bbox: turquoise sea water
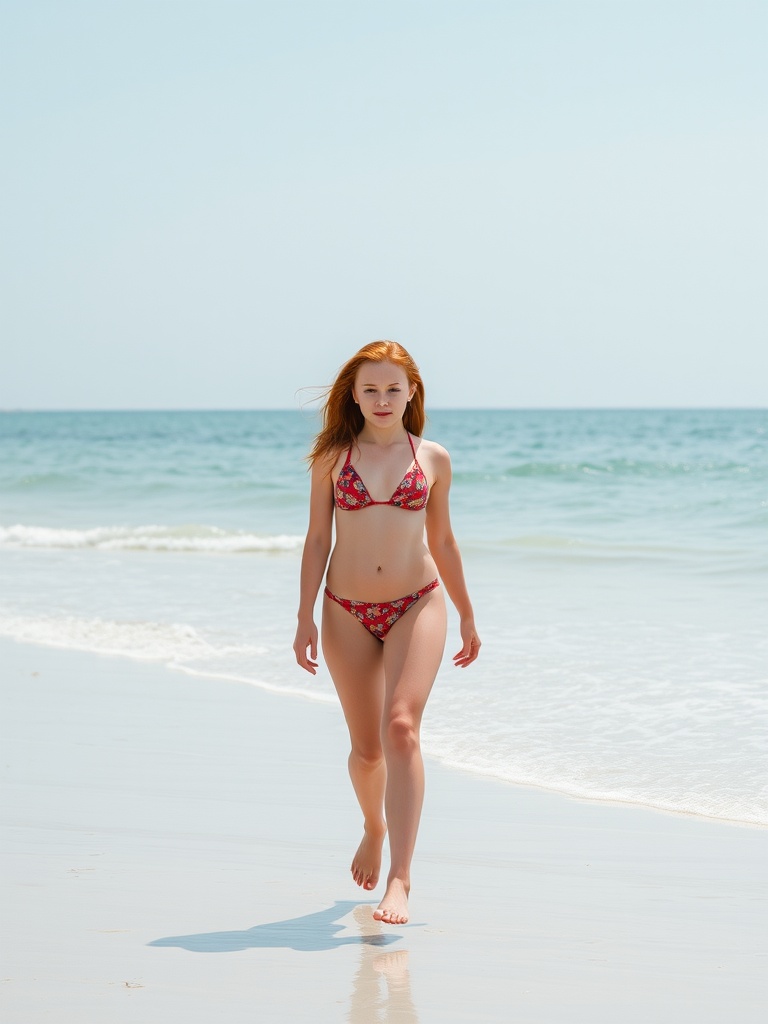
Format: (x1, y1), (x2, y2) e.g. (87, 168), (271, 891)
(1, 409), (766, 825)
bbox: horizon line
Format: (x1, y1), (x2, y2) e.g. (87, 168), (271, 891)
(1, 405), (766, 414)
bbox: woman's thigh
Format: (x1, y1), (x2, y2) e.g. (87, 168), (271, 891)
(382, 588), (447, 722)
(322, 593), (386, 755)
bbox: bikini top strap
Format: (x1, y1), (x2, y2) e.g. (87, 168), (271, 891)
(407, 432), (417, 459)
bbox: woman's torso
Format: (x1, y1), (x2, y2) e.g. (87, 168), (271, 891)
(325, 434), (438, 600)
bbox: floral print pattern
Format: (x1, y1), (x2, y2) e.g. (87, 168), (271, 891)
(334, 436), (429, 511)
(324, 580), (440, 640)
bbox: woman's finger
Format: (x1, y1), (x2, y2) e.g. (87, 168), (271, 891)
(453, 635), (480, 667)
(294, 638), (318, 674)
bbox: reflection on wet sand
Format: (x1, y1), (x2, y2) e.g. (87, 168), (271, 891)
(149, 900), (418, 1021)
(347, 905), (418, 1024)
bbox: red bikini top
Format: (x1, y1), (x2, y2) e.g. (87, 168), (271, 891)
(334, 433), (429, 511)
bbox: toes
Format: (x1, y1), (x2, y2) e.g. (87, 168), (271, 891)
(374, 907), (400, 924)
(373, 904), (408, 925)
(352, 864), (378, 890)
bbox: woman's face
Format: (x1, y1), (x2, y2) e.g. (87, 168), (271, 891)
(353, 361), (415, 427)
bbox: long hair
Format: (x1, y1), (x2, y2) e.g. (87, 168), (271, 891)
(307, 341), (426, 467)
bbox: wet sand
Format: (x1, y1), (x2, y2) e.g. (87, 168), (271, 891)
(2, 639), (766, 1022)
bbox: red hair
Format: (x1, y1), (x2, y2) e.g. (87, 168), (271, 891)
(308, 341), (426, 467)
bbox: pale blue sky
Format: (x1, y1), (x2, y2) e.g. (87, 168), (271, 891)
(2, 0), (766, 408)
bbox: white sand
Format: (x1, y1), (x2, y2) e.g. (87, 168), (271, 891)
(2, 639), (766, 1022)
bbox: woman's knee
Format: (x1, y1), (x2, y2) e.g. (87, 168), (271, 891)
(349, 745), (384, 770)
(382, 712), (420, 756)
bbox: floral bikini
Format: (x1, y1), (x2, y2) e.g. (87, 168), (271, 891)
(324, 433), (439, 640)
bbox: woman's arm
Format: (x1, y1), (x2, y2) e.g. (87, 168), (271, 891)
(425, 445), (481, 668)
(293, 455), (335, 674)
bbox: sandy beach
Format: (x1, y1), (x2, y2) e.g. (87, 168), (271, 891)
(2, 637), (766, 1023)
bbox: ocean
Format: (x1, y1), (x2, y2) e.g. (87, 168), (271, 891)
(1, 408), (766, 826)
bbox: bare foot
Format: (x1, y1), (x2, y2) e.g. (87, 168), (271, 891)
(351, 825), (386, 890)
(373, 878), (410, 925)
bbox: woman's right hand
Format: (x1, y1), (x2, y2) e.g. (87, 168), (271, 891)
(293, 618), (319, 675)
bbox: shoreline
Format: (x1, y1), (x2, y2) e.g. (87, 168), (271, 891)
(3, 638), (767, 1021)
(179, 663), (768, 832)
(4, 632), (764, 831)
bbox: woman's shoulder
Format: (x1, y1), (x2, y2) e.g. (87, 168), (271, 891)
(311, 444), (348, 479)
(414, 436), (451, 467)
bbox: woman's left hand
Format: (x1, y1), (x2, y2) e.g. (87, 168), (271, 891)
(453, 620), (481, 668)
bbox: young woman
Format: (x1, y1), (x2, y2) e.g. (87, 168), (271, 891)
(293, 341), (480, 925)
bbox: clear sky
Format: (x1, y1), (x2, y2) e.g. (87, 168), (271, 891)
(2, 0), (766, 409)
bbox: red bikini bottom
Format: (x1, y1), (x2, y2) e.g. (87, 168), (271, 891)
(324, 579), (439, 641)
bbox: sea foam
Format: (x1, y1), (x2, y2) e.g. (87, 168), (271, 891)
(0, 613), (268, 664)
(0, 523), (304, 553)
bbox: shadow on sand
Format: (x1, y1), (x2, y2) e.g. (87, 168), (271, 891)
(150, 902), (419, 1020)
(147, 899), (402, 954)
